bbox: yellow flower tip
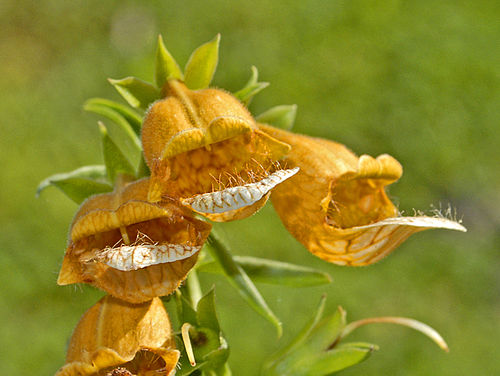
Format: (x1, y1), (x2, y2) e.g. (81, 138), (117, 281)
(141, 81), (292, 222)
(56, 296), (180, 376)
(259, 124), (465, 266)
(58, 178), (211, 303)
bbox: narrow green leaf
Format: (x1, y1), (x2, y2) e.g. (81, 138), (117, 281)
(84, 98), (143, 134)
(265, 295), (327, 371)
(184, 34), (220, 90)
(307, 307), (346, 352)
(185, 269), (203, 307)
(233, 66), (270, 105)
(85, 100), (142, 169)
(207, 233), (282, 337)
(198, 256), (332, 287)
(36, 165), (112, 204)
(256, 104), (297, 130)
(155, 34), (183, 87)
(99, 122), (135, 183)
(303, 345), (375, 375)
(108, 76), (160, 110)
(268, 341), (375, 376)
(197, 288), (220, 333)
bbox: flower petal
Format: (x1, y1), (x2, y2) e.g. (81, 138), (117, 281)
(310, 216), (466, 266)
(58, 178), (211, 303)
(259, 124), (465, 266)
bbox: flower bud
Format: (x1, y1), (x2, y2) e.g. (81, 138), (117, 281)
(141, 80), (291, 221)
(56, 295), (179, 376)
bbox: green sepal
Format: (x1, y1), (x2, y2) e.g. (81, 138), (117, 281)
(196, 288), (220, 333)
(177, 294), (199, 327)
(108, 76), (161, 110)
(198, 256), (332, 287)
(84, 99), (142, 169)
(98, 122), (135, 183)
(155, 34), (183, 88)
(206, 233), (282, 338)
(84, 98), (143, 134)
(233, 66), (269, 105)
(175, 287), (229, 376)
(184, 34), (220, 90)
(36, 165), (112, 204)
(257, 104), (297, 130)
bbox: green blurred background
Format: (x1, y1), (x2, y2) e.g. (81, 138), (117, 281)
(1, 0), (499, 374)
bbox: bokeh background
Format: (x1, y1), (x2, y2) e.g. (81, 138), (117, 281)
(1, 0), (499, 374)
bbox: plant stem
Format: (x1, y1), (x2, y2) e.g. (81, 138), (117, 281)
(185, 269), (203, 307)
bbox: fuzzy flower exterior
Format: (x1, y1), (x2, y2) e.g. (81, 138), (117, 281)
(142, 80), (292, 221)
(260, 124), (466, 266)
(58, 178), (211, 303)
(55, 295), (179, 376)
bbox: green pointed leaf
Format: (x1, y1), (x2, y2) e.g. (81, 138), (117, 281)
(197, 288), (220, 333)
(233, 66), (269, 105)
(155, 34), (183, 87)
(256, 104), (297, 130)
(184, 34), (220, 90)
(198, 256), (331, 287)
(108, 76), (160, 110)
(301, 345), (375, 375)
(99, 122), (135, 183)
(36, 165), (112, 204)
(84, 98), (143, 134)
(180, 296), (199, 326)
(84, 99), (142, 169)
(307, 307), (346, 352)
(207, 233), (282, 337)
(265, 295), (327, 372)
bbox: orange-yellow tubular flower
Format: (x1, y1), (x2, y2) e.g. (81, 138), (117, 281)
(259, 124), (466, 266)
(58, 178), (211, 303)
(141, 80), (294, 222)
(55, 295), (179, 376)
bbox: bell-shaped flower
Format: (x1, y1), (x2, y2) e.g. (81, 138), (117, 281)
(55, 295), (179, 376)
(259, 124), (466, 266)
(142, 80), (297, 222)
(58, 178), (211, 303)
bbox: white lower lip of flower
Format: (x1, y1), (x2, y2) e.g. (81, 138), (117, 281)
(183, 167), (300, 214)
(95, 243), (201, 271)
